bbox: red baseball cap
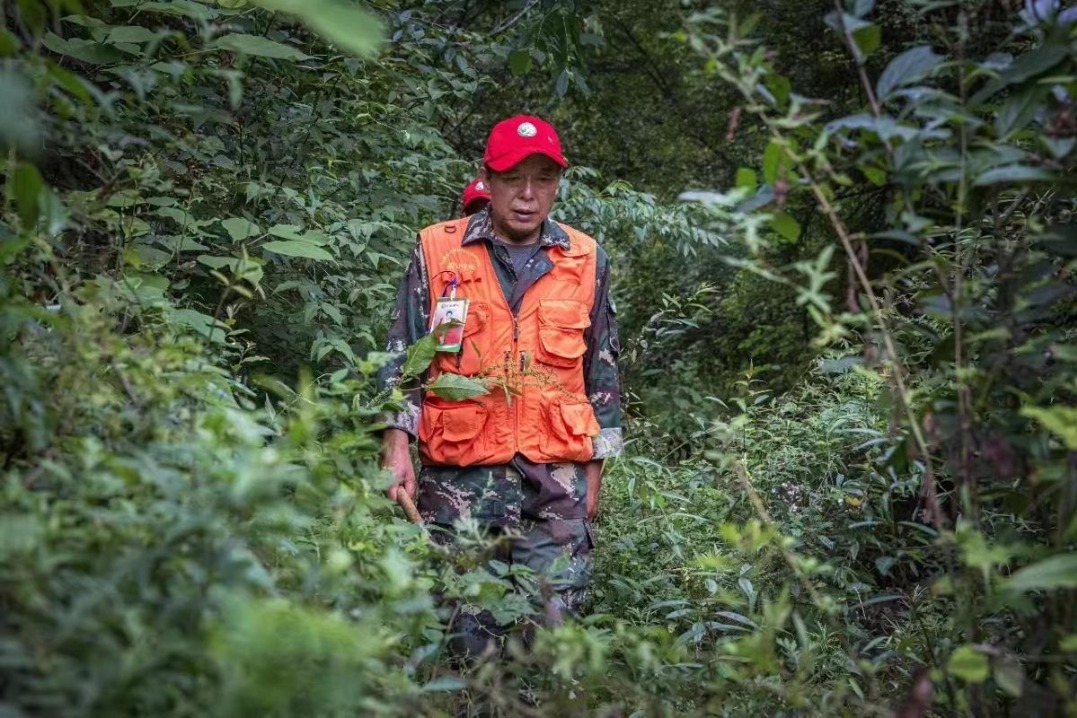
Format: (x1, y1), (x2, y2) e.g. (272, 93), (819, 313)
(483, 115), (568, 172)
(461, 178), (491, 214)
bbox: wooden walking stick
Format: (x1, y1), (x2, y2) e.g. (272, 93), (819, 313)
(396, 491), (423, 525)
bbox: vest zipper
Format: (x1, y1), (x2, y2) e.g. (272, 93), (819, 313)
(512, 311), (520, 455)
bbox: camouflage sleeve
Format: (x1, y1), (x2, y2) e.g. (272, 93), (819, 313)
(375, 240), (430, 438)
(583, 245), (623, 460)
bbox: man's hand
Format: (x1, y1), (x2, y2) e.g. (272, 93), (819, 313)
(382, 428), (417, 503)
(585, 460), (604, 521)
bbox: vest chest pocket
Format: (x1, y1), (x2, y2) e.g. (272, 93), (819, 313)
(536, 300), (590, 368)
(435, 302), (489, 376)
(419, 400), (488, 466)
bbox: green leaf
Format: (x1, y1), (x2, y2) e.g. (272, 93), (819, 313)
(106, 26), (166, 45)
(762, 139), (783, 184)
(993, 655), (1023, 698)
(862, 166), (887, 186)
(973, 165), (1053, 186)
(249, 0), (383, 58)
(852, 23), (880, 57)
(0, 29), (21, 57)
(1001, 42), (1068, 84)
(197, 255), (240, 270)
(876, 46), (942, 101)
(1060, 635), (1077, 652)
(267, 224), (305, 241)
(555, 69), (570, 97)
(137, 1), (220, 20)
(41, 32), (127, 64)
(995, 85), (1049, 139)
(1006, 554), (1077, 593)
(508, 49), (532, 75)
(261, 240), (334, 261)
(401, 334), (438, 377)
(427, 373), (490, 402)
(771, 212), (801, 241)
(221, 217), (261, 242)
(735, 168), (758, 191)
(208, 33), (310, 61)
(948, 645), (989, 683)
(763, 73), (791, 106)
(11, 162), (43, 228)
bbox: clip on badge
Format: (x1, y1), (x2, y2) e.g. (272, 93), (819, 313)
(430, 273), (468, 352)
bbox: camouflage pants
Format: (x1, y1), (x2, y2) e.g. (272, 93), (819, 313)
(432, 517), (594, 661)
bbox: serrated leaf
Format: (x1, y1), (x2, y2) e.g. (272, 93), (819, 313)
(221, 217), (261, 242)
(876, 46), (942, 101)
(427, 373), (490, 401)
(261, 240), (334, 261)
(250, 0), (383, 58)
(209, 33), (310, 61)
(401, 334), (438, 377)
(948, 645), (989, 683)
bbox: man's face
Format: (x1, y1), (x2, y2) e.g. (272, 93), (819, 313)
(482, 154), (562, 244)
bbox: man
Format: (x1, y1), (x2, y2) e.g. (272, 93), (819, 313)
(377, 115), (622, 657)
(461, 177), (491, 216)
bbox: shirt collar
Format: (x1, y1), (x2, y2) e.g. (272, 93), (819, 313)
(461, 206), (570, 250)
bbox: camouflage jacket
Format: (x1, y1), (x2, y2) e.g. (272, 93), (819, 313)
(376, 207), (623, 527)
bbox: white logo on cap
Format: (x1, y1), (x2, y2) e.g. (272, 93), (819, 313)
(475, 181), (485, 191)
(517, 122), (538, 137)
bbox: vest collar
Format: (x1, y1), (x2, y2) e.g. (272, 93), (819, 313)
(461, 206), (570, 251)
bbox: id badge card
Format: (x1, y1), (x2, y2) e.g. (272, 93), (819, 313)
(429, 297), (469, 353)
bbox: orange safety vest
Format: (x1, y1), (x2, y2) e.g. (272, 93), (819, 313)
(417, 217), (602, 467)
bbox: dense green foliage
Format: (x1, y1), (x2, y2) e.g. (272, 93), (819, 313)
(2, 0), (1076, 716)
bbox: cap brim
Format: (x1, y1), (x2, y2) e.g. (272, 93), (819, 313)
(486, 149), (568, 173)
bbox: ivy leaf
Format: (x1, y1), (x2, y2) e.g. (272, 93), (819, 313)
(427, 373), (490, 402)
(261, 240), (334, 261)
(876, 46), (942, 101)
(948, 645), (989, 683)
(401, 334), (438, 377)
(209, 34), (310, 61)
(1005, 554), (1077, 593)
(250, 0), (383, 58)
(221, 217), (261, 242)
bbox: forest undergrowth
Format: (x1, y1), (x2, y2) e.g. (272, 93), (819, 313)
(2, 1), (1076, 716)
